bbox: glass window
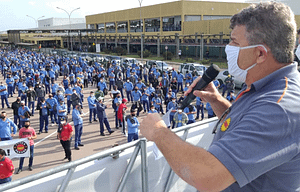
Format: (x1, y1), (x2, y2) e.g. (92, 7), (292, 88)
(185, 15), (201, 22)
(106, 22), (116, 33)
(130, 20), (143, 33)
(145, 18), (160, 32)
(190, 66), (195, 71)
(117, 21), (128, 33)
(163, 16), (181, 31)
(88, 24), (95, 29)
(97, 23), (105, 33)
(203, 15), (232, 21)
(184, 65), (189, 70)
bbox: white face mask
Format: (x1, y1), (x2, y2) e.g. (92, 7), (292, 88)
(295, 44), (300, 60)
(225, 44), (267, 82)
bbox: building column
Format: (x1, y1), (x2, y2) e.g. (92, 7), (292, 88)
(219, 32), (223, 59)
(86, 35), (89, 49)
(104, 35), (107, 49)
(127, 35), (130, 55)
(115, 34), (117, 47)
(195, 33), (198, 59)
(141, 34), (144, 59)
(200, 34), (204, 61)
(157, 33), (160, 57)
(175, 33), (180, 59)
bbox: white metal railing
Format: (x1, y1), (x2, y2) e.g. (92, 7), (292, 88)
(0, 117), (218, 192)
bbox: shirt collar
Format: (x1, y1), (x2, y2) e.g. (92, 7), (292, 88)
(251, 62), (297, 92)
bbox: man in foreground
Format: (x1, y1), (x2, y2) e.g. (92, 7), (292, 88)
(140, 2), (300, 191)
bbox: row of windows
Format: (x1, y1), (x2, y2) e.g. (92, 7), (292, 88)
(88, 16), (181, 33)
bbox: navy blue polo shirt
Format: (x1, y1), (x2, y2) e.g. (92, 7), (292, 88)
(208, 63), (300, 191)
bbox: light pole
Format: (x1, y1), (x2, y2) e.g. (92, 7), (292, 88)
(56, 7), (80, 51)
(26, 15), (45, 28)
(138, 0), (143, 62)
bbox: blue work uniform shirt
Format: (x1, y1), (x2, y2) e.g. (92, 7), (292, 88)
(97, 81), (107, 91)
(96, 102), (107, 120)
(18, 106), (30, 122)
(46, 98), (58, 111)
(184, 105), (196, 120)
(57, 104), (67, 116)
(127, 117), (140, 134)
(0, 85), (8, 95)
(208, 63), (300, 191)
(123, 82), (133, 91)
(0, 118), (17, 138)
(65, 88), (73, 100)
(132, 90), (142, 102)
(87, 96), (97, 109)
(72, 108), (83, 126)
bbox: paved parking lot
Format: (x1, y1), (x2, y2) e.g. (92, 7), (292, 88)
(6, 61), (234, 182)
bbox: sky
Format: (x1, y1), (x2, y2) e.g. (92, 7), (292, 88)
(0, 0), (249, 32)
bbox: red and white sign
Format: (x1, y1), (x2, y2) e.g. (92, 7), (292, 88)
(0, 138), (30, 159)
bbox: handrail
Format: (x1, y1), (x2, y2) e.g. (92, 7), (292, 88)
(0, 118), (217, 192)
(0, 139), (142, 191)
(164, 117), (218, 192)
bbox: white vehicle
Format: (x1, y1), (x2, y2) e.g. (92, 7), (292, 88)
(146, 60), (173, 73)
(107, 56), (122, 64)
(179, 63), (207, 76)
(216, 70), (245, 89)
(122, 58), (141, 67)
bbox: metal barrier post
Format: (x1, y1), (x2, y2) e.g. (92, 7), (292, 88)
(140, 138), (149, 192)
(117, 144), (141, 192)
(58, 167), (75, 192)
(164, 129), (190, 192)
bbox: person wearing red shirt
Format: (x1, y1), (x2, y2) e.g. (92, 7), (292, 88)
(117, 98), (128, 135)
(0, 149), (14, 184)
(57, 117), (73, 162)
(16, 120), (37, 174)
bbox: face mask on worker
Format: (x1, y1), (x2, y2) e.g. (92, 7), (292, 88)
(295, 44), (300, 60)
(225, 44), (267, 82)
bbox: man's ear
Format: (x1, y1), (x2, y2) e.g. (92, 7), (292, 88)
(256, 46), (268, 64)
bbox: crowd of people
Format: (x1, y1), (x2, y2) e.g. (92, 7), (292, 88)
(0, 45), (236, 184)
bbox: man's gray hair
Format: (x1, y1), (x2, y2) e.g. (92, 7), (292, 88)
(230, 2), (296, 64)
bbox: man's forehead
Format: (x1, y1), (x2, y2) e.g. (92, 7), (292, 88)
(230, 25), (248, 43)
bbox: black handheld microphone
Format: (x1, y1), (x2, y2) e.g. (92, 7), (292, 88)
(178, 64), (220, 109)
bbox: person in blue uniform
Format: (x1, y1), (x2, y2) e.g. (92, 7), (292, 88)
(0, 82), (10, 109)
(141, 87), (150, 113)
(18, 101), (30, 128)
(96, 98), (114, 136)
(151, 94), (162, 114)
(131, 87), (142, 117)
(126, 108), (140, 142)
(38, 98), (49, 134)
(195, 97), (204, 120)
(72, 103), (84, 150)
(87, 91), (97, 123)
(166, 97), (178, 128)
(97, 78), (107, 92)
(176, 71), (184, 92)
(0, 111), (17, 141)
(65, 85), (73, 114)
(123, 79), (133, 102)
(57, 100), (67, 128)
(5, 75), (14, 97)
(184, 104), (196, 124)
(108, 70), (115, 91)
(46, 94), (58, 125)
